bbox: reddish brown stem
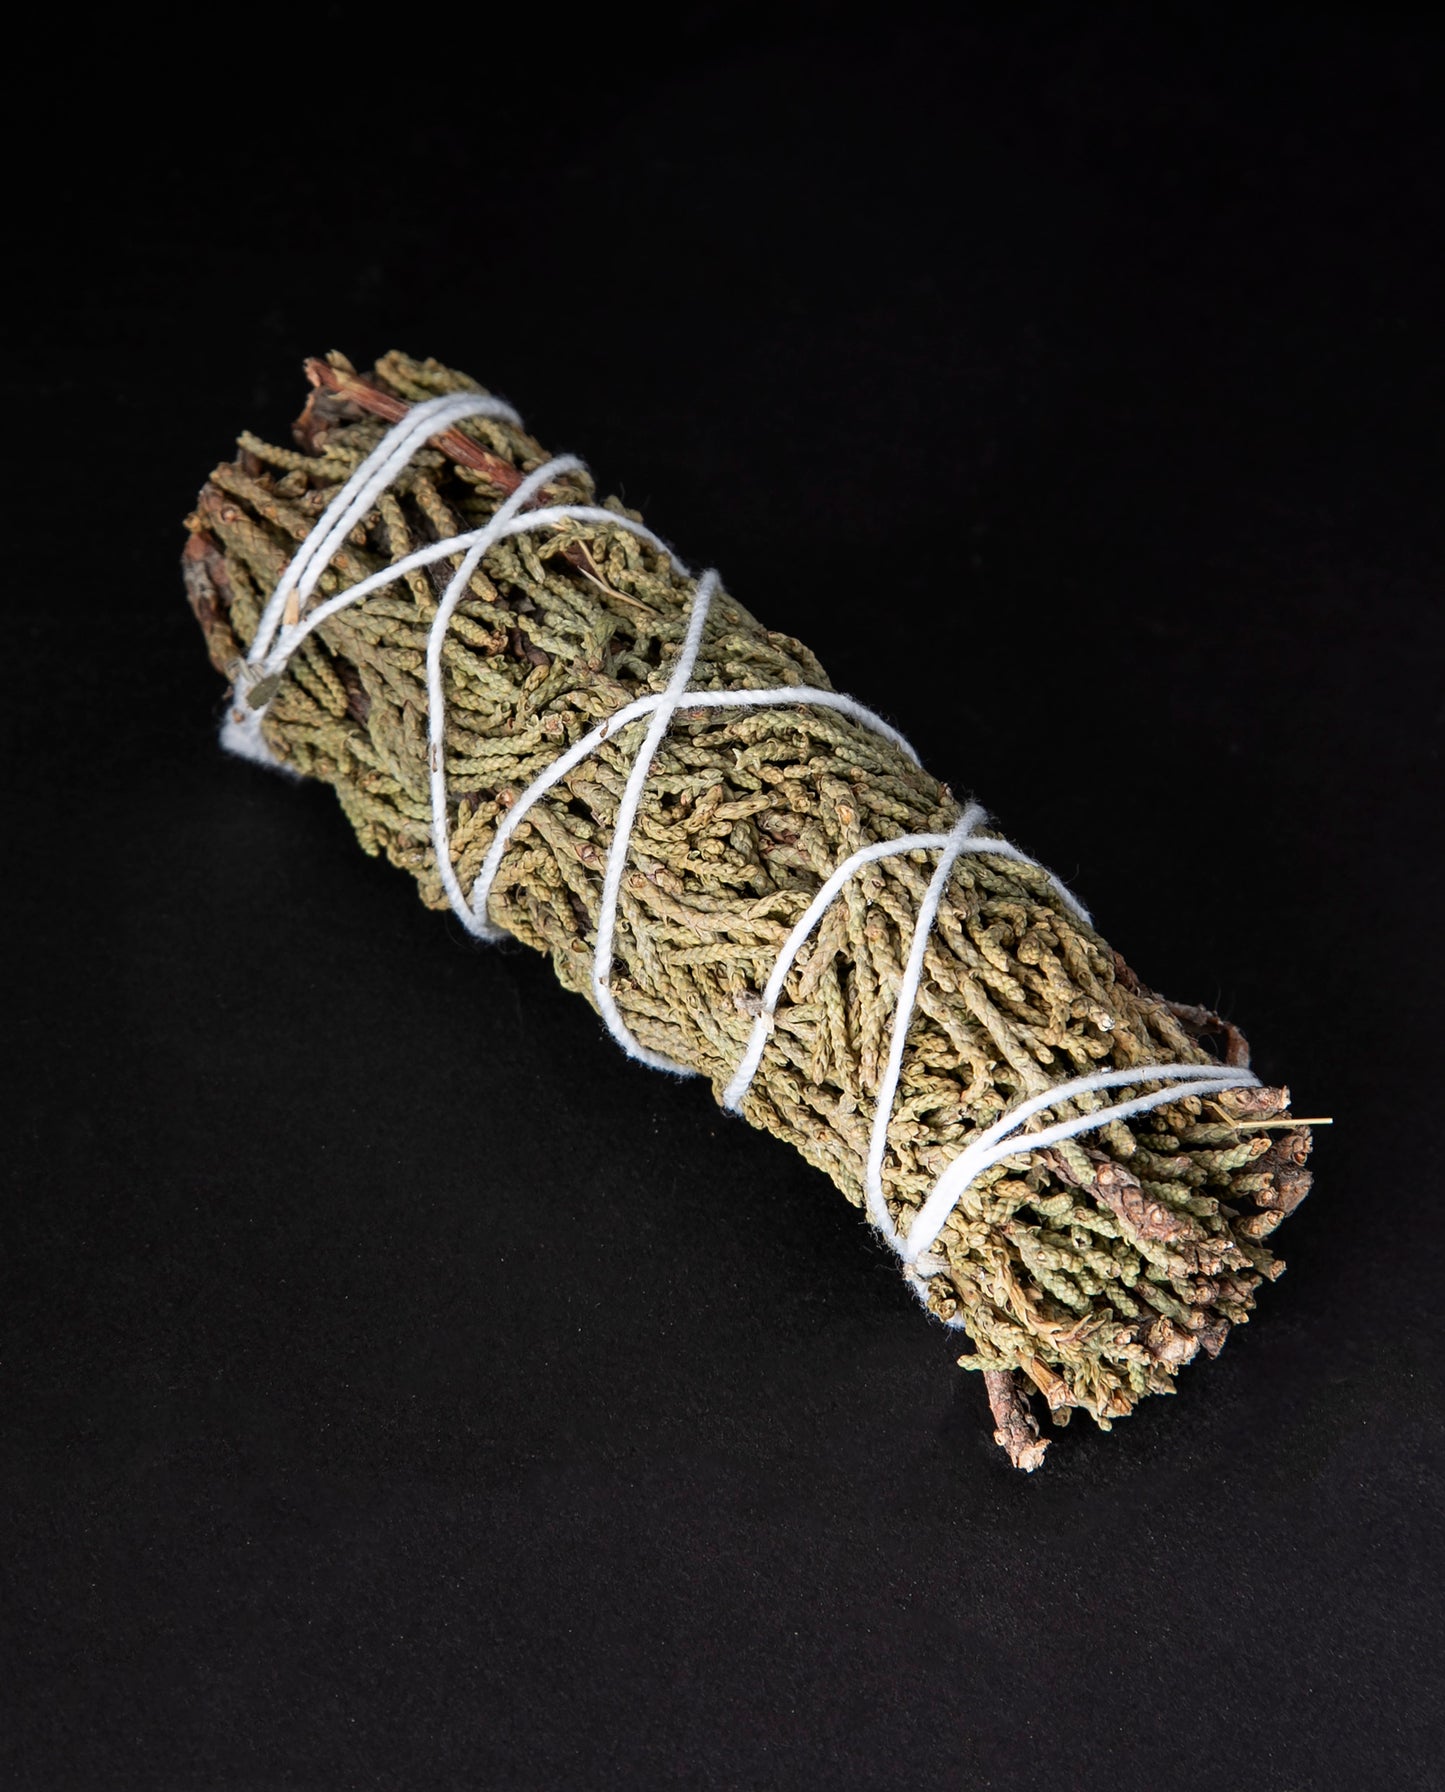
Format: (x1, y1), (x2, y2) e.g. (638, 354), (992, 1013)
(1164, 998), (1251, 1068)
(301, 358), (528, 492)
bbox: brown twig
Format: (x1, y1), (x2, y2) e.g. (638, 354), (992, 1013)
(1164, 998), (1251, 1069)
(297, 359), (596, 579)
(300, 357), (529, 492)
(984, 1370), (1050, 1472)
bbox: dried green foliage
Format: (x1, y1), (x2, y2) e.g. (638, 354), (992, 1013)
(183, 352), (1314, 1467)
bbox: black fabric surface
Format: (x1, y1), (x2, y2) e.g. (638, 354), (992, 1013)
(7, 12), (1443, 1788)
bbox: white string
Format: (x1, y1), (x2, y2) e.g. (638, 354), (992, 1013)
(252, 391), (520, 667)
(425, 456), (594, 919)
(589, 571), (720, 1071)
(900, 1061), (1260, 1266)
(720, 830), (955, 1111)
(258, 499), (679, 681)
(467, 687), (925, 944)
(225, 499), (683, 770)
(225, 391), (520, 768)
(861, 806), (987, 1242)
(222, 394), (1259, 1302)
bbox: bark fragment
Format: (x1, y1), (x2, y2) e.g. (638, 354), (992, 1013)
(984, 1370), (1050, 1472)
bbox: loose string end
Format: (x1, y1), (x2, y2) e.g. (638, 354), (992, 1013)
(220, 695), (293, 777)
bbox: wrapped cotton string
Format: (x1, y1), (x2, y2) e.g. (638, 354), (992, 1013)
(721, 829), (964, 1112)
(253, 392), (521, 663)
(863, 806), (991, 1248)
(423, 456), (597, 922)
(588, 568), (721, 1072)
(222, 396), (1260, 1309)
(901, 1062), (1261, 1270)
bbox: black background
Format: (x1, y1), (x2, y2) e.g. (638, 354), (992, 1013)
(7, 9), (1443, 1788)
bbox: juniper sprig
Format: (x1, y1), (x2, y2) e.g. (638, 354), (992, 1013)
(183, 352), (1314, 1468)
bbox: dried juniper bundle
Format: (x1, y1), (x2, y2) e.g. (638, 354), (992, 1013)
(182, 351), (1315, 1469)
